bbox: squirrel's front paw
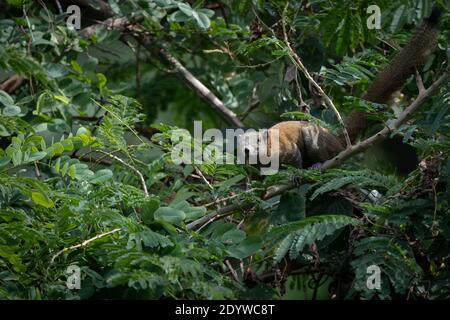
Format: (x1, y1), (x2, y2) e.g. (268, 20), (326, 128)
(309, 162), (323, 170)
(290, 175), (302, 187)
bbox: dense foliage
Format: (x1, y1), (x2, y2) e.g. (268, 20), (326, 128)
(0, 0), (449, 300)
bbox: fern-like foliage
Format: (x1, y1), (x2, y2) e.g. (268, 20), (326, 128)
(351, 236), (422, 299)
(311, 169), (399, 200)
(267, 215), (361, 263)
(322, 51), (387, 88)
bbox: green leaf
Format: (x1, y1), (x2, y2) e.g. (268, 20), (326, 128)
(60, 161), (69, 176)
(0, 90), (14, 106)
(228, 236), (262, 259)
(197, 8), (215, 18)
(36, 92), (48, 114)
(0, 124), (10, 137)
(89, 169), (113, 184)
(71, 60), (83, 73)
(0, 156), (10, 167)
(127, 230), (173, 250)
(217, 174), (245, 192)
(169, 11), (190, 22)
(60, 139), (74, 152)
(53, 95), (69, 105)
(274, 185), (309, 223)
(183, 206), (206, 221)
(31, 191), (54, 208)
(154, 206), (186, 225)
(0, 245), (24, 272)
(268, 215), (360, 263)
(6, 0), (30, 6)
(2, 105), (21, 117)
(177, 2), (193, 16)
(72, 163), (94, 180)
(27, 151), (46, 162)
(141, 198), (160, 224)
(220, 228), (246, 244)
(68, 164), (76, 179)
(193, 11), (211, 29)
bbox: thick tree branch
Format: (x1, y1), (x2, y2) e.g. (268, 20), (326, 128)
(187, 72), (449, 230)
(80, 15), (141, 38)
(78, 11), (244, 127)
(0, 75), (25, 93)
(154, 48), (244, 127)
(187, 201), (252, 230)
(321, 72), (449, 169)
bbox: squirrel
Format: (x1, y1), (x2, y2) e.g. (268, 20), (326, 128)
(239, 8), (442, 169)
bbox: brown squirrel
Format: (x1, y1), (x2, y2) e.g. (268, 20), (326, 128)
(240, 8), (442, 169)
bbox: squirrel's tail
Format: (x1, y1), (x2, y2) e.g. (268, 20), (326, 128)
(344, 7), (442, 143)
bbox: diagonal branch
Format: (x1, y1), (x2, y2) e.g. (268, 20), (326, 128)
(78, 12), (244, 127)
(281, 2), (351, 148)
(187, 72), (449, 230)
(415, 70), (426, 94)
(97, 150), (149, 197)
(154, 47), (244, 127)
(0, 75), (25, 93)
(51, 228), (121, 263)
(321, 72), (449, 169)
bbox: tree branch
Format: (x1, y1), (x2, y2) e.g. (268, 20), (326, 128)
(0, 75), (25, 93)
(97, 150), (149, 197)
(321, 72), (449, 169)
(80, 15), (141, 38)
(187, 72), (449, 230)
(51, 228), (121, 263)
(152, 47), (244, 127)
(281, 2), (351, 147)
(78, 10), (244, 128)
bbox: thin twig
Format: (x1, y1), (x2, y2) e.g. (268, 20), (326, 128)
(51, 228), (121, 263)
(225, 259), (240, 282)
(187, 201), (251, 230)
(281, 2), (351, 147)
(194, 166), (214, 190)
(97, 150), (149, 196)
(34, 162), (42, 179)
(239, 99), (260, 121)
(204, 188), (263, 208)
(415, 70), (426, 94)
(54, 0), (63, 14)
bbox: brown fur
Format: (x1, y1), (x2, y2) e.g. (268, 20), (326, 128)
(268, 121), (344, 168)
(268, 10), (441, 168)
(343, 10), (441, 144)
